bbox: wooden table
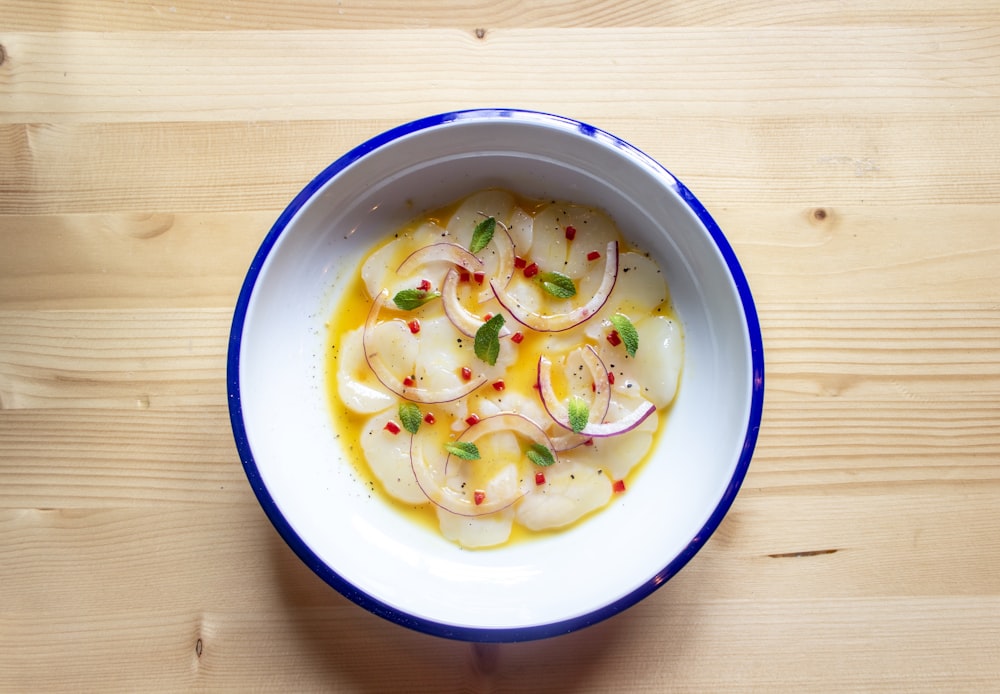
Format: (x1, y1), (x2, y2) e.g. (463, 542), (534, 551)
(3, 2), (999, 691)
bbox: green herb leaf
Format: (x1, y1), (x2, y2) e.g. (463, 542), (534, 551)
(393, 288), (440, 311)
(537, 271), (577, 299)
(609, 313), (639, 358)
(398, 402), (422, 435)
(567, 396), (590, 434)
(469, 216), (496, 255)
(444, 441), (481, 461)
(474, 313), (505, 366)
(526, 443), (556, 467)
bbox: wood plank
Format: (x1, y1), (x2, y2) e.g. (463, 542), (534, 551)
(2, 28), (998, 124)
(3, 114), (999, 216)
(5, 0), (998, 31)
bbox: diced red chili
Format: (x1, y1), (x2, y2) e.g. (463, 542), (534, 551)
(465, 414), (480, 426)
(511, 331), (524, 344)
(473, 490), (486, 505)
(403, 376), (416, 387)
(534, 471), (546, 485)
(565, 225), (577, 240)
(482, 313), (493, 322)
(417, 278), (431, 291)
(383, 421), (401, 435)
(587, 250), (601, 261)
(591, 382), (596, 392)
(607, 329), (622, 347)
(523, 262), (540, 278)
(424, 412), (436, 424)
(408, 319), (420, 334)
(514, 256), (527, 269)
(461, 366), (473, 381)
(608, 372), (615, 385)
(584, 438), (594, 446)
(492, 380), (505, 391)
(612, 479), (626, 493)
(473, 271), (485, 285)
(459, 271), (471, 282)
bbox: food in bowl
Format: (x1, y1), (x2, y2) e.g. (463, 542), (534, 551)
(228, 109), (763, 641)
(328, 188), (684, 548)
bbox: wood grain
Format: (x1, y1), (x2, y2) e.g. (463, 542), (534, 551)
(2, 1), (999, 691)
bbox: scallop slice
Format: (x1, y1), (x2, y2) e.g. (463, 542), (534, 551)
(584, 251), (668, 341)
(362, 221), (447, 299)
(437, 506), (515, 548)
(562, 207), (620, 279)
(446, 189), (517, 245)
(336, 326), (396, 414)
(596, 315), (683, 410)
(516, 460), (613, 531)
(359, 408), (428, 505)
(563, 396), (658, 481)
(508, 206), (534, 256)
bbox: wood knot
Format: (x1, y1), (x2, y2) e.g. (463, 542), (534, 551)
(195, 638), (203, 658)
(474, 27), (486, 40)
(0, 44), (7, 67)
(812, 207), (828, 222)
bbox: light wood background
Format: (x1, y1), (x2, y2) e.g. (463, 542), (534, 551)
(2, 1), (999, 691)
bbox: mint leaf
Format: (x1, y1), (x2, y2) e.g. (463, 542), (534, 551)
(474, 313), (505, 366)
(567, 396), (590, 434)
(444, 440), (480, 460)
(393, 288), (440, 311)
(398, 402), (422, 435)
(537, 271), (577, 299)
(526, 443), (556, 467)
(469, 216), (496, 255)
(609, 313), (639, 358)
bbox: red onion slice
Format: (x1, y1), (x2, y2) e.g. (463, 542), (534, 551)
(490, 241), (618, 332)
(442, 268), (511, 339)
(409, 412), (549, 517)
(363, 289), (487, 403)
(396, 242), (483, 276)
(536, 347), (612, 434)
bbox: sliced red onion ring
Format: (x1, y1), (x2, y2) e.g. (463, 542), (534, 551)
(409, 412), (549, 517)
(396, 242), (483, 276)
(490, 241), (618, 332)
(442, 268), (511, 339)
(475, 218), (516, 304)
(538, 348), (655, 437)
(536, 347), (612, 446)
(363, 289), (487, 403)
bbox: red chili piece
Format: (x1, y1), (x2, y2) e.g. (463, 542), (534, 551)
(612, 479), (626, 493)
(465, 414), (480, 426)
(473, 272), (485, 285)
(511, 331), (524, 344)
(384, 421), (401, 435)
(584, 438), (594, 446)
(587, 250), (601, 261)
(459, 271), (471, 282)
(608, 372), (616, 385)
(565, 225), (577, 240)
(461, 366), (472, 381)
(607, 329), (622, 347)
(408, 319), (420, 334)
(482, 313), (493, 322)
(523, 262), (540, 278)
(403, 376), (416, 387)
(514, 256), (527, 269)
(424, 412), (436, 424)
(535, 471), (546, 485)
(418, 278), (431, 291)
(473, 490), (486, 505)
(492, 380), (505, 391)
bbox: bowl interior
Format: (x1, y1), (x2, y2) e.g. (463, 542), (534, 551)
(231, 111), (761, 640)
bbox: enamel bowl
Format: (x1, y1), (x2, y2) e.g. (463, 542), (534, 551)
(227, 109), (764, 642)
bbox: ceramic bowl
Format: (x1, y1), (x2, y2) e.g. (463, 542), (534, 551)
(227, 109), (764, 642)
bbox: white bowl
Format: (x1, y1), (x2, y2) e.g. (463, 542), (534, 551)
(228, 109), (764, 641)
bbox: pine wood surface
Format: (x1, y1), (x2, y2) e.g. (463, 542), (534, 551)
(2, 2), (999, 691)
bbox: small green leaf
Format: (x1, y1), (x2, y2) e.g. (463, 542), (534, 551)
(469, 216), (496, 255)
(393, 288), (440, 311)
(526, 443), (556, 467)
(474, 313), (505, 366)
(537, 271), (577, 299)
(398, 402), (422, 435)
(567, 396), (590, 434)
(444, 440), (480, 460)
(609, 313), (639, 358)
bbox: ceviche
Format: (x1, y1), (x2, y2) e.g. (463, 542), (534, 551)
(327, 189), (683, 548)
